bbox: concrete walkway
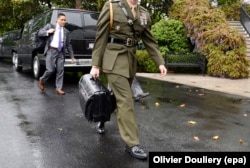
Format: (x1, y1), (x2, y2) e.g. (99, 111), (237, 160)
(136, 73), (250, 98)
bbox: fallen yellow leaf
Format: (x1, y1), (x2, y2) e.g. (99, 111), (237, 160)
(155, 102), (160, 106)
(239, 139), (243, 144)
(188, 121), (197, 125)
(180, 104), (186, 107)
(212, 135), (219, 140)
(193, 136), (200, 141)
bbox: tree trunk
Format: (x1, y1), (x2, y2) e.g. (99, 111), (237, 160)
(75, 0), (81, 9)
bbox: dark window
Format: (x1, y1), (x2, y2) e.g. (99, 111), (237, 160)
(45, 11), (53, 25)
(23, 20), (33, 36)
(83, 13), (99, 26)
(32, 15), (46, 33)
(9, 30), (19, 40)
(63, 12), (82, 28)
(2, 34), (8, 44)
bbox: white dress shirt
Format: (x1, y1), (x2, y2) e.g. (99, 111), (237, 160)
(50, 24), (64, 49)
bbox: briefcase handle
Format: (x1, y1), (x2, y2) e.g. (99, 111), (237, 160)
(90, 76), (107, 91)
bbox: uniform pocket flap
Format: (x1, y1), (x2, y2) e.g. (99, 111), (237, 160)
(102, 43), (126, 70)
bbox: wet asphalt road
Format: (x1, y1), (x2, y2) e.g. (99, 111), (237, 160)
(0, 60), (250, 168)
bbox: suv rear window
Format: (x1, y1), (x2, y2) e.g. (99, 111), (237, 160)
(83, 13), (99, 26)
(64, 12), (82, 28)
(59, 11), (99, 28)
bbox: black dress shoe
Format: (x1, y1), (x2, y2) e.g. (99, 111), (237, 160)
(96, 122), (105, 134)
(134, 92), (150, 101)
(126, 145), (147, 160)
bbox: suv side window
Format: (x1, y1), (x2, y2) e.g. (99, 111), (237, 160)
(23, 20), (33, 37)
(83, 13), (99, 26)
(2, 34), (8, 45)
(63, 12), (82, 28)
(32, 15), (46, 33)
(10, 31), (19, 40)
(45, 11), (53, 25)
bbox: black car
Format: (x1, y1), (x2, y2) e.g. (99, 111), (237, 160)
(13, 8), (99, 79)
(0, 29), (21, 64)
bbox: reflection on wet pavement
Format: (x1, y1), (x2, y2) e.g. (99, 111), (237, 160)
(136, 77), (250, 153)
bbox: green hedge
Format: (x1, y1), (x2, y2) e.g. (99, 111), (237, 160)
(151, 19), (192, 53)
(136, 50), (159, 73)
(136, 18), (193, 73)
(166, 52), (200, 63)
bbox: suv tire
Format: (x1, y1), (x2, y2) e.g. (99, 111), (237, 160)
(12, 52), (17, 65)
(33, 56), (44, 79)
(14, 53), (23, 72)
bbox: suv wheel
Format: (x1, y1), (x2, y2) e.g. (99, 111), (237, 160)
(14, 53), (22, 72)
(12, 52), (17, 65)
(33, 56), (44, 79)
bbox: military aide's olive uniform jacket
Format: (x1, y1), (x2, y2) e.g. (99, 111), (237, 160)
(91, 0), (165, 78)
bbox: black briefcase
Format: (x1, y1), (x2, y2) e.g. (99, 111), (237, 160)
(79, 74), (116, 122)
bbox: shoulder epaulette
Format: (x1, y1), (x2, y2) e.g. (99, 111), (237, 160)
(139, 5), (148, 12)
(109, 0), (120, 3)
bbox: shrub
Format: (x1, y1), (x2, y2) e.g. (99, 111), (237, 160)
(166, 52), (201, 63)
(217, 0), (239, 5)
(151, 19), (192, 53)
(219, 1), (241, 21)
(136, 18), (193, 73)
(136, 50), (159, 73)
(242, 3), (250, 13)
(168, 0), (249, 78)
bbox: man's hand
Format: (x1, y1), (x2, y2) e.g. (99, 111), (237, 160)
(71, 57), (76, 64)
(90, 66), (100, 79)
(47, 28), (55, 34)
(159, 65), (167, 77)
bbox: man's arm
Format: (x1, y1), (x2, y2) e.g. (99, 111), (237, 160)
(91, 1), (110, 68)
(38, 24), (55, 37)
(65, 29), (75, 63)
(90, 1), (110, 78)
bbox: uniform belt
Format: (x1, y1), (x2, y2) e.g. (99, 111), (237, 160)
(108, 37), (138, 47)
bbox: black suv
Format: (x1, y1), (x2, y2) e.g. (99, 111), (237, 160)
(14, 8), (99, 79)
(0, 29), (20, 64)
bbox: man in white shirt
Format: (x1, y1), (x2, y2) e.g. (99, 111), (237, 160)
(38, 13), (75, 95)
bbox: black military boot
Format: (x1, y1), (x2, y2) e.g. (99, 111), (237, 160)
(126, 145), (147, 160)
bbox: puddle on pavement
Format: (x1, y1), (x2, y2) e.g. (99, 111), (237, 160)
(133, 77), (250, 152)
(17, 113), (36, 137)
(137, 76), (249, 109)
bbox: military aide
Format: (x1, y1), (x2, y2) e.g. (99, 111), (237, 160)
(90, 0), (167, 160)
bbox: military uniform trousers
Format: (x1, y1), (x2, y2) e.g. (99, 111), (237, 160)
(107, 73), (139, 147)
